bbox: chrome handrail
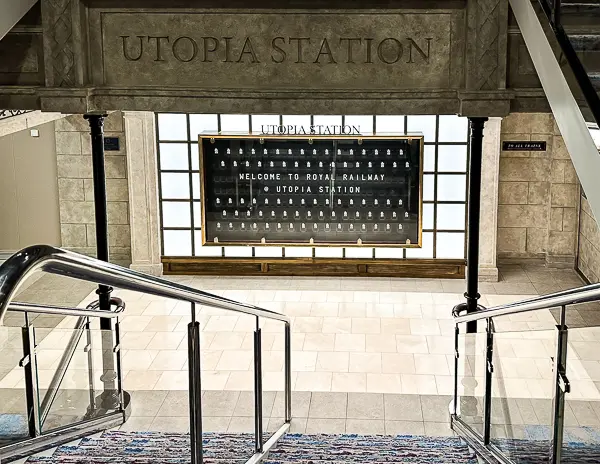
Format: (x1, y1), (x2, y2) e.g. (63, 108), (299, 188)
(8, 302), (123, 318)
(454, 280), (597, 323)
(0, 245), (290, 325)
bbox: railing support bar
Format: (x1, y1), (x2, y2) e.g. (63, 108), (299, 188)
(188, 304), (203, 464)
(85, 317), (97, 411)
(482, 318), (494, 445)
(22, 314), (40, 437)
(550, 305), (569, 463)
(254, 317), (264, 452)
(452, 323), (459, 416)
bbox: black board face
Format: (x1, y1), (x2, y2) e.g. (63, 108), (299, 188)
(199, 135), (423, 247)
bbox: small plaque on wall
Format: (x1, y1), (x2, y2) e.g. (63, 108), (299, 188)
(198, 134), (424, 247)
(502, 141), (546, 151)
(104, 137), (120, 151)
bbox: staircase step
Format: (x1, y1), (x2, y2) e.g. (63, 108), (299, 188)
(569, 34), (600, 51)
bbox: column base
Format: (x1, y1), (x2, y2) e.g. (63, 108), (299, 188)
(478, 266), (499, 282)
(130, 263), (163, 276)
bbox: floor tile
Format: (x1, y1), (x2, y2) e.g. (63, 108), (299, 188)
(322, 317), (352, 334)
(119, 416), (153, 432)
(305, 418), (346, 433)
(203, 416), (231, 432)
(295, 372), (332, 392)
(233, 390), (276, 418)
(308, 392), (348, 419)
(124, 370), (162, 390)
(384, 394), (423, 421)
(346, 419), (385, 434)
(216, 350), (253, 371)
(156, 390), (189, 417)
(366, 334), (398, 353)
(414, 354), (450, 376)
(351, 318), (381, 334)
(385, 420), (425, 435)
(154, 371), (189, 390)
(147, 332), (185, 350)
(424, 421), (455, 436)
(202, 390), (240, 416)
(421, 395), (452, 422)
(366, 373), (402, 394)
(128, 390), (168, 417)
(349, 352), (382, 373)
(303, 334), (335, 351)
(396, 335), (429, 354)
(148, 416), (189, 432)
(382, 353), (416, 374)
(316, 352), (349, 372)
(227, 416), (255, 433)
(331, 373), (367, 393)
(335, 334), (366, 352)
(149, 351), (187, 370)
(347, 392), (384, 420)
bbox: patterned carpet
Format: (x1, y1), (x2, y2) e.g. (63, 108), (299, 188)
(25, 431), (479, 463)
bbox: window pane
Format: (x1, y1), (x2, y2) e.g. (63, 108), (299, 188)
(252, 114), (279, 133)
(438, 175), (466, 201)
(193, 236), (222, 256)
(315, 247), (343, 258)
(255, 247), (283, 257)
(285, 247), (312, 258)
(191, 144), (200, 170)
(192, 173), (200, 199)
(345, 248), (373, 258)
(224, 246), (253, 257)
(423, 174), (434, 201)
(193, 201), (201, 228)
(159, 143), (189, 170)
(282, 115), (310, 132)
(221, 114), (249, 133)
(405, 232), (434, 258)
(162, 202), (191, 228)
(190, 114), (218, 140)
(423, 203), (434, 229)
(374, 248), (403, 258)
(313, 115), (342, 126)
(438, 145), (467, 172)
(423, 145), (435, 172)
(375, 115), (404, 134)
(163, 230), (192, 256)
(438, 115), (468, 143)
(406, 115), (436, 142)
(161, 173), (190, 199)
(345, 115), (373, 135)
(437, 204), (466, 230)
(157, 114), (187, 141)
(437, 232), (465, 259)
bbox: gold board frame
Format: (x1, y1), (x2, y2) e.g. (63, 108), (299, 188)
(198, 134), (424, 248)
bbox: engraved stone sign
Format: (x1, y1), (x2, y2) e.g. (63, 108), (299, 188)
(199, 135), (423, 247)
(100, 12), (455, 90)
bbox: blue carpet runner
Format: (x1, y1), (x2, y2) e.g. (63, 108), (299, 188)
(25, 431), (478, 463)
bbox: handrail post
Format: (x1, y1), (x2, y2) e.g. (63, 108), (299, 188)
(550, 305), (569, 463)
(21, 314), (40, 437)
(452, 323), (460, 416)
(482, 318), (494, 445)
(85, 317), (97, 411)
(188, 303), (203, 464)
(254, 317), (264, 453)
(284, 322), (292, 423)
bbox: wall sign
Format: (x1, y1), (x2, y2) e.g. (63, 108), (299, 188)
(502, 141), (547, 151)
(104, 137), (120, 151)
(199, 135), (423, 247)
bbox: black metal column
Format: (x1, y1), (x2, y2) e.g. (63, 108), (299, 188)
(455, 117), (488, 333)
(84, 113), (118, 410)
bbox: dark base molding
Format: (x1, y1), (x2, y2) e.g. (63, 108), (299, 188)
(162, 257), (465, 278)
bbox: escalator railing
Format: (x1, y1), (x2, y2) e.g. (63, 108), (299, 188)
(452, 282), (600, 463)
(0, 245), (292, 464)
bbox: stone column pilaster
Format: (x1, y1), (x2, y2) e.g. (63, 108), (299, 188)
(123, 111), (163, 276)
(478, 117), (502, 281)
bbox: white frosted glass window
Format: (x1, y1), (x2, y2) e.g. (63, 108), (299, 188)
(252, 114), (280, 133)
(255, 247), (284, 257)
(436, 232), (465, 259)
(375, 116), (404, 134)
(162, 202), (191, 228)
(423, 174), (435, 201)
(405, 232), (434, 258)
(423, 145), (435, 172)
(158, 113), (188, 141)
(192, 173), (200, 199)
(163, 230), (192, 256)
(345, 248), (373, 258)
(189, 114), (218, 139)
(193, 235), (222, 256)
(406, 115), (436, 142)
(159, 143), (188, 170)
(315, 247), (343, 258)
(345, 115), (373, 135)
(438, 145), (468, 172)
(285, 247), (313, 258)
(437, 204), (466, 230)
(374, 248), (404, 258)
(423, 203), (434, 229)
(193, 202), (201, 228)
(161, 173), (190, 199)
(438, 115), (468, 143)
(191, 144), (200, 170)
(313, 115), (342, 127)
(282, 115), (311, 132)
(221, 114), (250, 133)
(224, 246), (253, 257)
(438, 175), (466, 201)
